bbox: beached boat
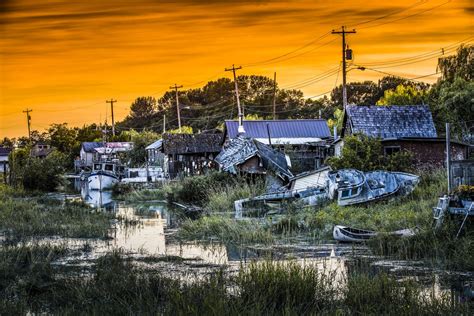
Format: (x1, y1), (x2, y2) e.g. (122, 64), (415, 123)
(328, 169), (419, 206)
(332, 225), (377, 242)
(333, 225), (418, 242)
(87, 160), (124, 190)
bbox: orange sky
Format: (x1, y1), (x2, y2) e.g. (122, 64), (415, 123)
(0, 0), (472, 137)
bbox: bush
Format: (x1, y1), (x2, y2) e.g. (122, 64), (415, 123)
(10, 149), (67, 192)
(326, 134), (414, 172)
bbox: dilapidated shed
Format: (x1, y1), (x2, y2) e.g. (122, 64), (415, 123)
(224, 120), (332, 172)
(215, 136), (293, 189)
(162, 132), (223, 178)
(340, 105), (469, 166)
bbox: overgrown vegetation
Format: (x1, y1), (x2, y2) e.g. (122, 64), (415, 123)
(326, 134), (414, 172)
(0, 247), (470, 315)
(0, 184), (112, 240)
(177, 216), (273, 244)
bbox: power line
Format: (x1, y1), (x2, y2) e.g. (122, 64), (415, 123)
(357, 0), (452, 30)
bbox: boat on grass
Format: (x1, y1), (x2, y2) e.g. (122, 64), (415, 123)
(328, 169), (419, 206)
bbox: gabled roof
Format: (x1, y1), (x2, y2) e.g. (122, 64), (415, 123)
(145, 139), (162, 150)
(81, 142), (104, 153)
(344, 105), (437, 139)
(162, 133), (223, 155)
(224, 120), (331, 142)
(0, 147), (12, 156)
(215, 136), (293, 179)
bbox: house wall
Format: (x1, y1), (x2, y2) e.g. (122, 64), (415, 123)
(381, 140), (467, 166)
(238, 156), (265, 174)
(451, 160), (474, 187)
(291, 169), (329, 191)
(167, 153), (218, 178)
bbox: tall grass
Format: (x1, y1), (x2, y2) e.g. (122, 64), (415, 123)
(0, 245), (470, 315)
(0, 186), (113, 239)
(177, 216), (274, 244)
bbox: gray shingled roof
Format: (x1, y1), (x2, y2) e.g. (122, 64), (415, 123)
(346, 105), (437, 139)
(215, 136), (293, 178)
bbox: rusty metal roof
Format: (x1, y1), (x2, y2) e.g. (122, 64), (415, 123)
(345, 105), (437, 139)
(225, 119), (331, 140)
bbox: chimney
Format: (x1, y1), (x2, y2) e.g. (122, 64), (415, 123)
(333, 125), (337, 140)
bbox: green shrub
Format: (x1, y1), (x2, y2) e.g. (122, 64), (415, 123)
(326, 134), (414, 172)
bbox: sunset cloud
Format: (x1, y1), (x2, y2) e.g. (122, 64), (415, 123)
(1, 0), (472, 136)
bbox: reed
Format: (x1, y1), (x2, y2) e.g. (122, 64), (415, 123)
(1, 246), (470, 315)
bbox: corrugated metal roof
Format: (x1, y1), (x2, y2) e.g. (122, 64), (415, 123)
(145, 139), (162, 150)
(81, 142), (104, 153)
(225, 119), (331, 140)
(346, 105), (437, 139)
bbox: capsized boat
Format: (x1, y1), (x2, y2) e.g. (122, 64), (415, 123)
(328, 169), (419, 206)
(87, 160), (125, 190)
(333, 225), (418, 242)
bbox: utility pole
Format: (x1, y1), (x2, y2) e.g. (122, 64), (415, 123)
(272, 72), (277, 120)
(23, 108), (32, 140)
(446, 123), (451, 193)
(170, 84), (183, 132)
(332, 26), (356, 109)
(225, 64), (245, 133)
(106, 99), (117, 137)
(163, 114), (166, 134)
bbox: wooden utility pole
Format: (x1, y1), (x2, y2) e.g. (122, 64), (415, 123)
(225, 64), (245, 133)
(332, 26), (356, 109)
(163, 114), (166, 134)
(22, 108), (32, 140)
(446, 123), (451, 193)
(272, 72), (277, 120)
(106, 99), (117, 136)
(170, 84), (183, 132)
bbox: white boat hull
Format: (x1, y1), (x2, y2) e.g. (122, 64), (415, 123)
(333, 225), (377, 242)
(87, 172), (119, 190)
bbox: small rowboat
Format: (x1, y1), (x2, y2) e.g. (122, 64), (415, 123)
(333, 225), (376, 242)
(333, 225), (418, 242)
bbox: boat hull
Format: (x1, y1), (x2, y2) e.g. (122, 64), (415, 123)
(333, 225), (377, 242)
(87, 172), (119, 190)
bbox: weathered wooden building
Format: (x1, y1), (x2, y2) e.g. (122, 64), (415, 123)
(224, 119), (332, 172)
(215, 135), (293, 190)
(30, 142), (54, 159)
(0, 147), (11, 173)
(339, 105), (469, 166)
(145, 139), (164, 167)
(162, 132), (223, 178)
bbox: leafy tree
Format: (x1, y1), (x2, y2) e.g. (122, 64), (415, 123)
(10, 149), (67, 191)
(48, 123), (78, 153)
(376, 84), (428, 105)
(0, 137), (14, 148)
(122, 130), (160, 166)
(326, 134), (413, 172)
(429, 45), (474, 139)
(130, 96), (156, 119)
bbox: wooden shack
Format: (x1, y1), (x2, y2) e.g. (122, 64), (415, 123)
(162, 132), (223, 178)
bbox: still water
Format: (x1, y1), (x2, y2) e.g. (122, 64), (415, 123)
(50, 183), (474, 300)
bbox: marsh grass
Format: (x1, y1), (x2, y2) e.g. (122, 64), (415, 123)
(0, 246), (470, 315)
(177, 216), (274, 245)
(0, 185), (113, 239)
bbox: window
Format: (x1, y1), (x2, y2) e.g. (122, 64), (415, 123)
(94, 164), (102, 171)
(104, 164), (114, 171)
(384, 146), (401, 156)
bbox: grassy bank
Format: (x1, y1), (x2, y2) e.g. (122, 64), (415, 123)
(0, 245), (470, 315)
(0, 184), (112, 240)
